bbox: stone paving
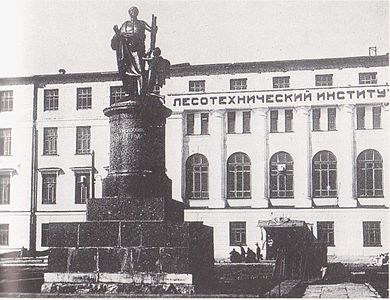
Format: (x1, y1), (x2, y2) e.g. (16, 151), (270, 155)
(303, 282), (381, 298)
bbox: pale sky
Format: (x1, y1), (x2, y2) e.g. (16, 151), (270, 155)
(0, 0), (388, 77)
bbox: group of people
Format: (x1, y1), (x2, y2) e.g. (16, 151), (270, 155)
(230, 243), (263, 263)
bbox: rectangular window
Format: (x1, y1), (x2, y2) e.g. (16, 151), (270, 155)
(242, 111), (251, 133)
(285, 110), (293, 132)
(0, 90), (13, 112)
(0, 174), (10, 205)
(0, 224), (9, 246)
(200, 113), (209, 135)
(41, 223), (49, 247)
(363, 221), (381, 247)
(110, 86), (126, 105)
(186, 113), (194, 135)
(76, 87), (92, 109)
(356, 107), (365, 130)
(372, 106), (381, 129)
(75, 173), (90, 204)
(44, 89), (59, 111)
(270, 110), (278, 132)
(317, 222), (335, 246)
(312, 108), (321, 131)
(359, 72), (377, 85)
(42, 174), (56, 204)
(315, 74), (333, 86)
(273, 76), (290, 89)
(43, 127), (58, 155)
(76, 126), (91, 154)
(230, 222), (246, 246)
(0, 128), (11, 156)
(327, 108), (336, 131)
(189, 80), (205, 92)
(227, 111), (236, 134)
(230, 78), (247, 90)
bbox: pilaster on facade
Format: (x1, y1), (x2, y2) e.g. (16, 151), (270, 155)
(338, 104), (357, 207)
(383, 104), (390, 207)
(294, 106), (312, 208)
(251, 107), (269, 208)
(208, 109), (226, 208)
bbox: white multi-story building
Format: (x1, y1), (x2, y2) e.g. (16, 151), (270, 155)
(0, 53), (388, 264)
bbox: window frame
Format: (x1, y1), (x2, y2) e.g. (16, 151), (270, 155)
(41, 223), (49, 247)
(227, 152), (251, 199)
(0, 90), (13, 112)
(327, 107), (336, 131)
(75, 126), (91, 154)
(230, 78), (248, 90)
(363, 221), (381, 247)
(270, 110), (278, 133)
(110, 86), (127, 105)
(75, 172), (90, 204)
(312, 108), (321, 131)
(0, 174), (10, 205)
(270, 151), (294, 198)
(42, 173), (57, 204)
(200, 113), (209, 135)
(356, 106), (365, 130)
(189, 80), (205, 92)
(357, 149), (383, 198)
(186, 113), (195, 135)
(229, 222), (246, 246)
(0, 128), (11, 156)
(0, 224), (9, 246)
(76, 87), (92, 110)
(285, 109), (293, 132)
(312, 151), (337, 198)
(315, 74), (333, 87)
(359, 72), (377, 85)
(185, 154), (209, 200)
(242, 111), (251, 133)
(43, 127), (58, 155)
(372, 106), (382, 129)
(227, 111), (236, 134)
(273, 76), (290, 89)
(43, 89), (59, 111)
(317, 221), (335, 246)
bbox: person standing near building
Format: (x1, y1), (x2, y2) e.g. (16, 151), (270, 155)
(256, 242), (262, 262)
(240, 245), (246, 262)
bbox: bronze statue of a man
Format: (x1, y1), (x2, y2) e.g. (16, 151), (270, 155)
(111, 6), (152, 96)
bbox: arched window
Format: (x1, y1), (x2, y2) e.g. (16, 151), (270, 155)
(357, 149), (383, 197)
(312, 151), (337, 198)
(270, 152), (294, 198)
(185, 154), (209, 199)
(227, 152), (251, 198)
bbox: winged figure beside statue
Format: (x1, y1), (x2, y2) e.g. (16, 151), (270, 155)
(111, 6), (170, 97)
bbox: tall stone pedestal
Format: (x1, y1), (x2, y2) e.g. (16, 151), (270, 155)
(41, 96), (214, 295)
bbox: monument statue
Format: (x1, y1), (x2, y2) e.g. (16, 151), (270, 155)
(111, 6), (170, 97)
(41, 6), (213, 295)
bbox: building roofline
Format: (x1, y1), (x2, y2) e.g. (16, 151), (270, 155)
(0, 54), (388, 85)
(170, 53), (389, 77)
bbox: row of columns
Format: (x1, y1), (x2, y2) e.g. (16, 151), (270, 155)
(168, 104), (387, 209)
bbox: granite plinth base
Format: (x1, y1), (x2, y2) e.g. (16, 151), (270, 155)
(87, 196), (183, 222)
(41, 273), (194, 294)
(44, 221), (214, 293)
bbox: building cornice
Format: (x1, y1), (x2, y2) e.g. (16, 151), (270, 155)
(0, 53), (388, 86)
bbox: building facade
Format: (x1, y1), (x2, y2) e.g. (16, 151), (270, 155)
(0, 54), (389, 264)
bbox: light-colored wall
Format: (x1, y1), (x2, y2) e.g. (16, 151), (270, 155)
(185, 208), (389, 263)
(0, 84), (34, 251)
